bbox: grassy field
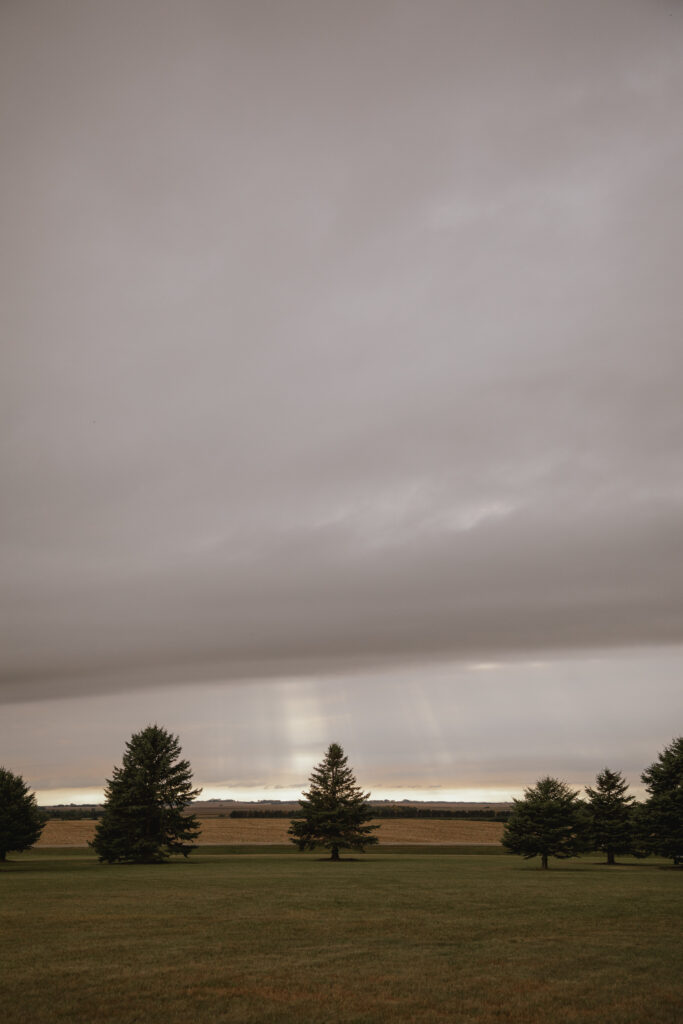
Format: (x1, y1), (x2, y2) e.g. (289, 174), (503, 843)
(37, 817), (504, 847)
(1, 851), (681, 1024)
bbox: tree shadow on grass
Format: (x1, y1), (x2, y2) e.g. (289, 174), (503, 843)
(515, 861), (679, 872)
(0, 859), (95, 874)
(595, 861), (683, 870)
(313, 856), (369, 862)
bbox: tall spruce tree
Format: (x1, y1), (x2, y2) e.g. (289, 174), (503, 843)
(638, 736), (683, 864)
(585, 767), (635, 865)
(90, 725), (202, 863)
(502, 776), (590, 869)
(288, 743), (379, 860)
(0, 768), (45, 862)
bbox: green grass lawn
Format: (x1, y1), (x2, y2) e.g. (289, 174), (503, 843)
(1, 851), (681, 1024)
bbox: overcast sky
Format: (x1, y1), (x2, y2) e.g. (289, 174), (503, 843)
(2, 0), (682, 803)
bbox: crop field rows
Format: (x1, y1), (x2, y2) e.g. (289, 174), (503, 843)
(36, 817), (505, 847)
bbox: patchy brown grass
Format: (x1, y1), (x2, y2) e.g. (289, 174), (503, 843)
(37, 817), (503, 847)
(2, 852), (681, 1024)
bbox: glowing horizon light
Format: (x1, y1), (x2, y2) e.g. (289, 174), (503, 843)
(35, 784), (523, 806)
(34, 788), (106, 806)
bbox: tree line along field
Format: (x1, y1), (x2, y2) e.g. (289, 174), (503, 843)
(36, 815), (505, 848)
(2, 849), (681, 1024)
(7, 733), (681, 867)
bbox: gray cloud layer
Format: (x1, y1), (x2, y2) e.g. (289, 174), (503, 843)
(2, 1), (683, 703)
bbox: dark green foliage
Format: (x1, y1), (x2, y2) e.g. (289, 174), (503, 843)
(502, 776), (590, 869)
(90, 725), (202, 864)
(39, 807), (101, 820)
(288, 743), (379, 860)
(585, 767), (635, 864)
(638, 736), (683, 864)
(366, 805), (510, 821)
(641, 736), (683, 794)
(0, 767), (45, 861)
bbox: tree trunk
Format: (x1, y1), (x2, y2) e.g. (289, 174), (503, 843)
(0, 850), (6, 862)
(330, 845), (340, 861)
(606, 849), (615, 865)
(541, 852), (548, 870)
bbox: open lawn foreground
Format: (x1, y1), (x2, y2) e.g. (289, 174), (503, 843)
(1, 853), (681, 1024)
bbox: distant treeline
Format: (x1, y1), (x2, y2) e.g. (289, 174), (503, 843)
(40, 808), (101, 820)
(229, 806), (511, 822)
(41, 804), (511, 822)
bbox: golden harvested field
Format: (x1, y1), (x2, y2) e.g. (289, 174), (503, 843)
(37, 817), (503, 847)
(369, 819), (503, 845)
(38, 820), (98, 847)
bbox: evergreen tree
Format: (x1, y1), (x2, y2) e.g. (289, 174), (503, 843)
(585, 767), (635, 865)
(502, 776), (590, 869)
(0, 767), (45, 862)
(288, 743), (379, 860)
(638, 736), (683, 864)
(90, 725), (202, 863)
